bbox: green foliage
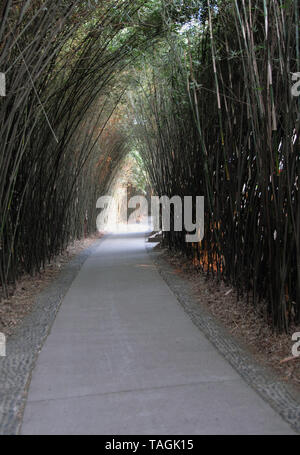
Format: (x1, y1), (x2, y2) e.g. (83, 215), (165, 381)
(127, 149), (149, 194)
(1, 0), (299, 333)
(123, 0), (300, 332)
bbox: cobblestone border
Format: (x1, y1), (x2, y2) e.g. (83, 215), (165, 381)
(0, 239), (103, 435)
(147, 245), (300, 434)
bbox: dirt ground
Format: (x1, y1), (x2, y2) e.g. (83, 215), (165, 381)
(160, 246), (300, 390)
(0, 235), (101, 336)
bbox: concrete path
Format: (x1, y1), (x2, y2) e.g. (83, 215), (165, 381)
(21, 231), (295, 434)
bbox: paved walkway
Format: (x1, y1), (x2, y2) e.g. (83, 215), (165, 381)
(21, 231), (295, 434)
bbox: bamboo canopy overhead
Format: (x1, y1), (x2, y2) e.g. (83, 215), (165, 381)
(0, 0), (299, 332)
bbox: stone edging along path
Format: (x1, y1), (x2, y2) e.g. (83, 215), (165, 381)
(146, 244), (300, 434)
(1, 233), (299, 435)
(0, 239), (103, 435)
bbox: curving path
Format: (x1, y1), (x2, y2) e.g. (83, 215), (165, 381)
(21, 231), (295, 434)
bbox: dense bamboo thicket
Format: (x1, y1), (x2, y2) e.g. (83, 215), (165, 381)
(1, 0), (299, 332)
(130, 0), (300, 331)
(0, 0), (163, 296)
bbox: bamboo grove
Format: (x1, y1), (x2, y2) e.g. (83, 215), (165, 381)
(0, 0), (299, 332)
(0, 0), (164, 296)
(129, 0), (300, 331)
